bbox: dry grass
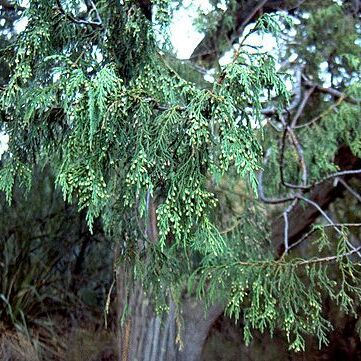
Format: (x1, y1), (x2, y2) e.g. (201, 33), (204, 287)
(0, 323), (117, 361)
(0, 328), (41, 361)
(63, 327), (117, 361)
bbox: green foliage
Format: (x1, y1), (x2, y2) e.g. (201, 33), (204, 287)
(1, 0), (361, 354)
(0, 3), (288, 247)
(293, 0), (361, 83)
(262, 2), (361, 195)
(190, 225), (361, 351)
(187, 1), (361, 351)
(0, 158), (32, 203)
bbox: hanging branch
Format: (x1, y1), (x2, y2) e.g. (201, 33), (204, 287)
(290, 86), (315, 128)
(281, 199), (299, 255)
(257, 148), (298, 204)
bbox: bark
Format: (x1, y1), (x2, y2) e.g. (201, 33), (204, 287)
(116, 196), (224, 361)
(177, 298), (224, 361)
(116, 268), (223, 361)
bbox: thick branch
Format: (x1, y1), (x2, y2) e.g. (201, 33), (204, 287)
(189, 0), (305, 67)
(0, 0), (25, 11)
(271, 145), (361, 256)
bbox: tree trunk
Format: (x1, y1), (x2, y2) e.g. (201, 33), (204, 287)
(177, 297), (224, 361)
(116, 267), (223, 361)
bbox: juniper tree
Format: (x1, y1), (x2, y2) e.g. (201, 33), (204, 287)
(1, 0), (361, 360)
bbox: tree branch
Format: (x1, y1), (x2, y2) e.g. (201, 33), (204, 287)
(271, 146), (361, 256)
(0, 0), (25, 11)
(189, 0), (306, 67)
(55, 0), (103, 28)
(303, 77), (359, 105)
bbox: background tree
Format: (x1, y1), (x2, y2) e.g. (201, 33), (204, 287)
(1, 1), (361, 360)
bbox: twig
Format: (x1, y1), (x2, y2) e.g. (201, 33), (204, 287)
(257, 148), (297, 204)
(214, 245), (361, 268)
(278, 116), (308, 189)
(283, 211), (289, 252)
(297, 245), (361, 265)
(297, 195), (341, 233)
(236, 0), (269, 43)
(337, 178), (361, 203)
(294, 93), (345, 129)
(321, 223), (361, 228)
(288, 223), (361, 253)
(312, 169), (361, 187)
(216, 0), (270, 85)
(104, 278), (116, 329)
(290, 86), (315, 128)
(264, 76), (359, 120)
(297, 194), (361, 259)
(282, 199), (298, 254)
(278, 168), (361, 192)
(287, 227), (316, 252)
(55, 0), (103, 28)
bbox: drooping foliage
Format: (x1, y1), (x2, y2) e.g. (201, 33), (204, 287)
(0, 1), (287, 276)
(188, 0), (361, 351)
(198, 0), (361, 351)
(1, 0), (361, 353)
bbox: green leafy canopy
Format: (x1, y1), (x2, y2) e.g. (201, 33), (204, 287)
(0, 2), (288, 241)
(2, 0), (361, 352)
